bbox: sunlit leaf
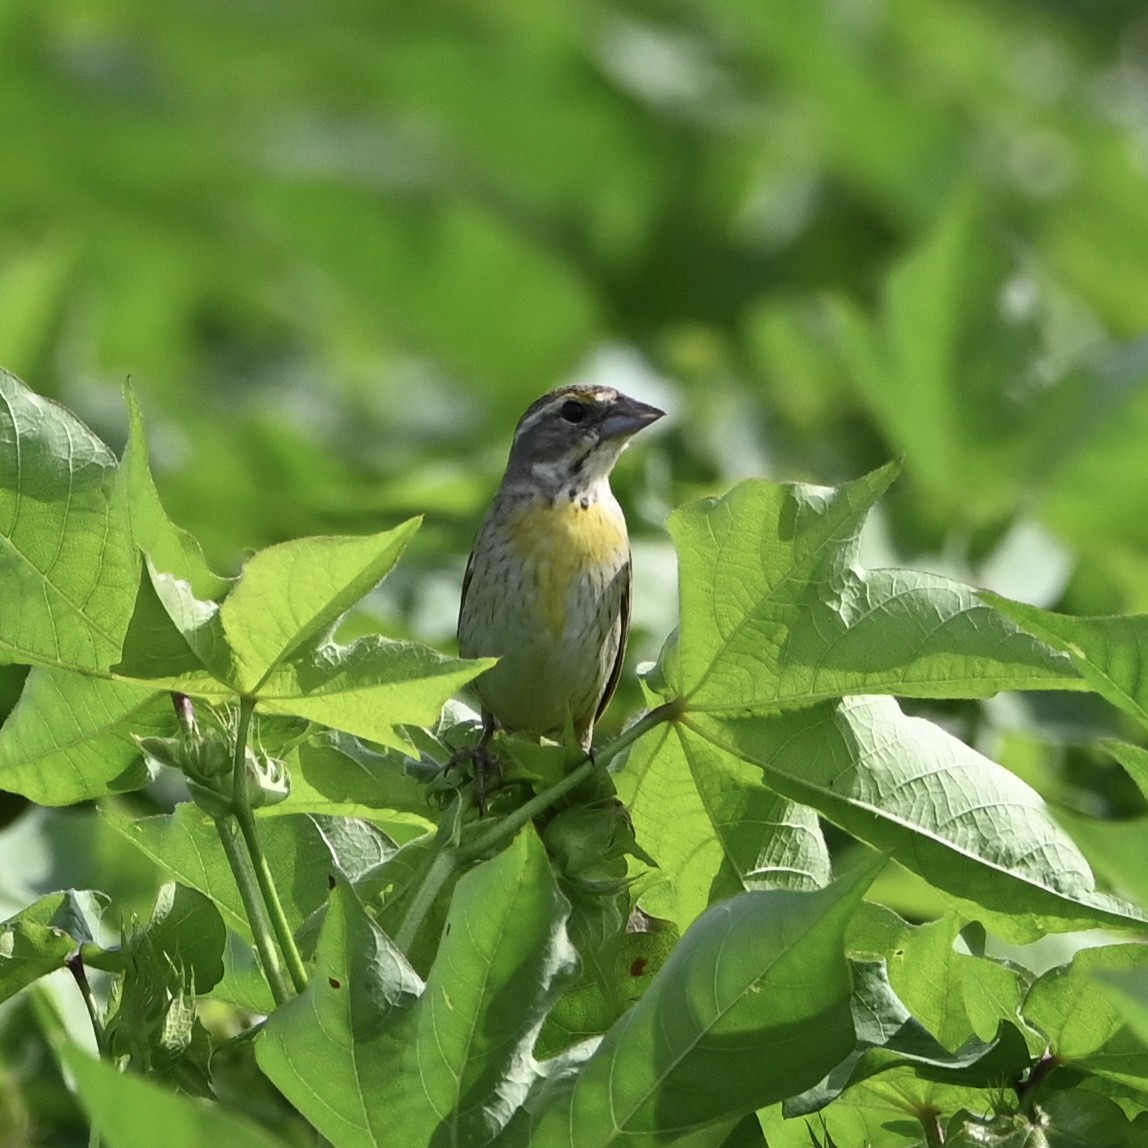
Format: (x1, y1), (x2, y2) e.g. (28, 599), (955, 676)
(616, 720), (830, 932)
(684, 697), (1146, 939)
(0, 370), (137, 670)
(220, 521), (420, 692)
(666, 469), (1081, 712)
(258, 827), (574, 1146)
(524, 865), (875, 1145)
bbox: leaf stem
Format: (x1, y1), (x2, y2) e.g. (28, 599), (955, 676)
(229, 694), (309, 995)
(65, 952), (108, 1059)
(394, 850), (457, 954)
(458, 701), (677, 864)
(394, 702), (675, 953)
(214, 816), (292, 1006)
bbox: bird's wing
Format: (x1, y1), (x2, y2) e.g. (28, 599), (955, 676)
(456, 548), (476, 649)
(595, 552), (631, 725)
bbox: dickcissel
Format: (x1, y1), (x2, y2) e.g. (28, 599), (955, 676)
(458, 384), (663, 753)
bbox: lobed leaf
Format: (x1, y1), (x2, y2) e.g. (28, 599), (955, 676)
(982, 593), (1148, 732)
(667, 469), (1081, 713)
(116, 382), (230, 601)
(220, 521), (420, 692)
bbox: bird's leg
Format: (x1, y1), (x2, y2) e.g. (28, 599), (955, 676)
(471, 710), (502, 812)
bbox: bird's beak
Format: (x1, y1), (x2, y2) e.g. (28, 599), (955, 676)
(600, 396), (665, 441)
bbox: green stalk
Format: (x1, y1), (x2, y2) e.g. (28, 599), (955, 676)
(394, 702), (676, 953)
(458, 701), (677, 863)
(214, 816), (292, 1006)
(65, 953), (108, 1059)
(229, 695), (309, 995)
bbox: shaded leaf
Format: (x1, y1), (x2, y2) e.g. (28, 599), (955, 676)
(0, 890), (106, 1005)
(61, 1043), (283, 1148)
(0, 669), (168, 804)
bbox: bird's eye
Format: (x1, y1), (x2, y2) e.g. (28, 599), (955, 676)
(559, 399), (586, 423)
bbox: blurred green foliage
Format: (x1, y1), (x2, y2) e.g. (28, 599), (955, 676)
(4, 3), (1148, 1142)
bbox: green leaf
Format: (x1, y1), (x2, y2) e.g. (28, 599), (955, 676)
(1023, 944), (1148, 1065)
(982, 594), (1148, 732)
(0, 890), (106, 1005)
(61, 1043), (283, 1148)
(784, 958), (1025, 1118)
(0, 369), (137, 670)
(276, 730), (434, 835)
(116, 382), (230, 601)
(254, 634), (491, 751)
(0, 669), (168, 804)
(616, 720), (830, 932)
(525, 865), (875, 1145)
(143, 882), (226, 993)
(257, 826), (575, 1147)
(112, 561), (235, 692)
(114, 563), (489, 750)
(105, 804), (393, 943)
(219, 520), (420, 692)
(1101, 741), (1148, 805)
(1095, 967), (1148, 1050)
(1054, 809), (1148, 911)
(685, 697), (1146, 939)
(666, 470), (1081, 712)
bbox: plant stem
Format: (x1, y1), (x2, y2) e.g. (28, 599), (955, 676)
(229, 694), (309, 995)
(458, 701), (676, 864)
(394, 702), (676, 953)
(65, 953), (107, 1059)
(214, 816), (292, 1006)
(394, 850), (457, 954)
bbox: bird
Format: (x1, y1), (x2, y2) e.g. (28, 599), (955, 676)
(457, 384), (664, 757)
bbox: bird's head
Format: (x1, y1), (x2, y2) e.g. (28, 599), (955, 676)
(504, 385), (664, 495)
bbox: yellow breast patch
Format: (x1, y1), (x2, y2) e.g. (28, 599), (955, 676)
(507, 498), (627, 636)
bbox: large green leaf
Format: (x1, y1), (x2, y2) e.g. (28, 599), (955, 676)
(253, 633), (490, 751)
(0, 369), (137, 670)
(0, 668), (167, 804)
(113, 563), (490, 750)
(616, 720), (830, 932)
(523, 866), (874, 1145)
(684, 697), (1146, 939)
(666, 469), (1081, 712)
(257, 826), (574, 1147)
